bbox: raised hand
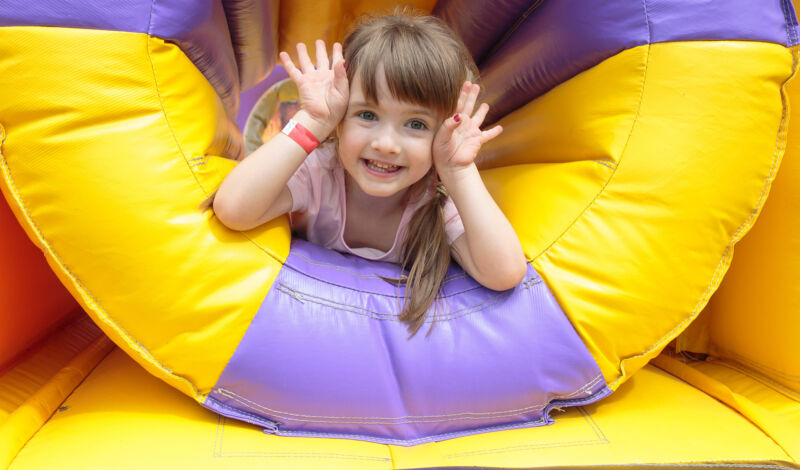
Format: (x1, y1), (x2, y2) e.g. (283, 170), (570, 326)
(432, 82), (503, 176)
(279, 40), (349, 130)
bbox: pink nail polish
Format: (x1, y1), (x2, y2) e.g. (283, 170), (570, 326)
(454, 114), (460, 122)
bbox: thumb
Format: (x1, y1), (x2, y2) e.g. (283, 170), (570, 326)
(440, 113), (462, 136)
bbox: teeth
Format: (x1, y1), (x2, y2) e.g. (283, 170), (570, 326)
(366, 160), (400, 172)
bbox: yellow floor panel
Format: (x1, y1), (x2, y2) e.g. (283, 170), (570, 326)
(692, 358), (800, 424)
(0, 314), (99, 419)
(652, 353), (800, 462)
(7, 347), (794, 469)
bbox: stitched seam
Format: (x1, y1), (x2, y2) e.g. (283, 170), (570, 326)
(594, 159), (617, 170)
(215, 453), (391, 461)
(146, 30), (287, 266)
(213, 374), (603, 423)
(281, 261), (486, 299)
(781, 0), (799, 47)
(286, 250), (468, 283)
(268, 390), (609, 445)
(213, 415), (223, 456)
(579, 405), (608, 441)
(708, 359), (800, 399)
(713, 350), (800, 382)
(209, 395), (280, 428)
(276, 418), (549, 445)
(605, 463), (794, 469)
(215, 375), (602, 423)
(530, 3), (650, 263)
(602, 0), (656, 389)
(145, 33), (208, 196)
(214, 417), (391, 462)
(612, 38), (800, 390)
(781, 0), (791, 46)
(146, 0), (155, 36)
(276, 279), (534, 319)
(447, 440), (609, 458)
(276, 276), (541, 322)
(277, 278), (539, 318)
(0, 122), (201, 402)
(443, 406), (610, 458)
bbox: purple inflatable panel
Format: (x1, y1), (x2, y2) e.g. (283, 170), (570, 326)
(478, 0), (799, 123)
(205, 240), (610, 445)
(433, 0), (540, 64)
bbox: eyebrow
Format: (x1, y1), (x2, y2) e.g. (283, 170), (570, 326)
(350, 100), (436, 118)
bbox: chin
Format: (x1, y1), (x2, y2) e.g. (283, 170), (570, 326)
(359, 184), (402, 199)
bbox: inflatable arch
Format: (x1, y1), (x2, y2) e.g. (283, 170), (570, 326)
(1, 0), (799, 465)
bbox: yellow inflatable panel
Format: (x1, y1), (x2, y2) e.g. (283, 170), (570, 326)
(0, 314), (95, 419)
(653, 353), (800, 461)
(520, 42), (793, 388)
(0, 315), (110, 469)
(478, 45), (646, 170)
(695, 50), (800, 394)
(0, 27), (289, 397)
(8, 347), (792, 469)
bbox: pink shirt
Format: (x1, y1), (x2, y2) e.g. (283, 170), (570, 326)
(287, 144), (464, 264)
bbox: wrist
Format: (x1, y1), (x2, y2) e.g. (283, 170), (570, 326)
(292, 110), (336, 142)
(437, 162), (478, 189)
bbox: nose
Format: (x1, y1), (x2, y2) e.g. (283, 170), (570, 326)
(371, 125), (401, 155)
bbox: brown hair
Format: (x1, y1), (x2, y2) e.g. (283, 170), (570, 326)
(341, 8), (479, 337)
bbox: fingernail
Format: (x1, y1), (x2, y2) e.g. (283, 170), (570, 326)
(342, 61), (346, 68)
(454, 114), (460, 122)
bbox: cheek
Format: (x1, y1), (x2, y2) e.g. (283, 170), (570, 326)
(339, 125), (367, 148)
(337, 129), (360, 155)
(410, 147), (433, 173)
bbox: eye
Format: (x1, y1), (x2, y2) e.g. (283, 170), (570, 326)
(407, 119), (428, 130)
(358, 111), (376, 121)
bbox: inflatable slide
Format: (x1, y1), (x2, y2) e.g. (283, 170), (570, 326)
(1, 0), (798, 468)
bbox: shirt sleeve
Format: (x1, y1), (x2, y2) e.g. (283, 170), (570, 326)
(442, 196), (465, 245)
(286, 151), (317, 213)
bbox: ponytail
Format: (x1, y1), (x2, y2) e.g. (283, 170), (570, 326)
(399, 180), (451, 338)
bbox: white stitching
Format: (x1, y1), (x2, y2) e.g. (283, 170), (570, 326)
(275, 277), (541, 322)
(212, 374), (603, 424)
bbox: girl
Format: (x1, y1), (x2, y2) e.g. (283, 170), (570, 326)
(214, 10), (526, 336)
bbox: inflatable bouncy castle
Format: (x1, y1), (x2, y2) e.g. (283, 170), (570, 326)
(1, 0), (799, 468)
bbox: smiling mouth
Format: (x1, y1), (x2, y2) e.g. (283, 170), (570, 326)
(363, 159), (402, 174)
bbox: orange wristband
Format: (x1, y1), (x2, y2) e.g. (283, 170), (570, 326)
(281, 119), (320, 154)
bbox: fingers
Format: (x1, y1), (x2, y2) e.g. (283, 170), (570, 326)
(315, 39), (329, 70)
(481, 124), (503, 143)
(284, 40), (340, 73)
(296, 42), (315, 73)
(472, 102), (489, 127)
(462, 82), (480, 116)
(332, 42), (344, 68)
(439, 113), (462, 140)
(279, 51), (303, 83)
(333, 55), (348, 94)
(456, 82), (468, 113)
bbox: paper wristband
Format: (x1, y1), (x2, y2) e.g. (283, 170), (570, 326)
(281, 119), (320, 154)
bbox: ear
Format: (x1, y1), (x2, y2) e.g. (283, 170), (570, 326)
(427, 168), (441, 193)
(323, 123), (342, 147)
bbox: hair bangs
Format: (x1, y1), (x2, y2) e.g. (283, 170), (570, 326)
(347, 15), (470, 119)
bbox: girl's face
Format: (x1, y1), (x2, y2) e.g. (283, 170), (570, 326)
(338, 65), (441, 199)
